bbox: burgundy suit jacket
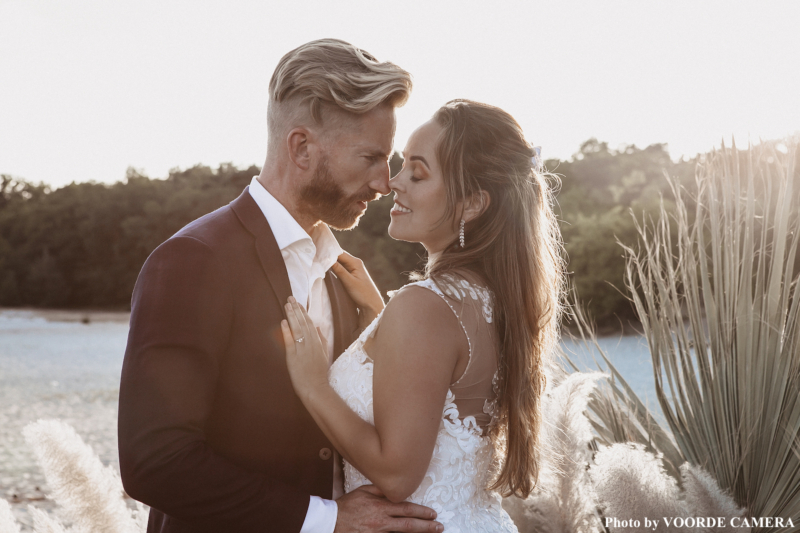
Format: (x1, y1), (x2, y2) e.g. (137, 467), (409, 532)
(118, 188), (360, 533)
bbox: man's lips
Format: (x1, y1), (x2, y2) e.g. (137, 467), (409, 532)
(353, 191), (380, 209)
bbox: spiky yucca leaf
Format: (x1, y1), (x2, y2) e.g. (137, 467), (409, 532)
(559, 304), (684, 480)
(621, 139), (800, 527)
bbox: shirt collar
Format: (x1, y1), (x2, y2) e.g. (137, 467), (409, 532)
(309, 221), (344, 272)
(248, 177), (309, 251)
(248, 177), (343, 271)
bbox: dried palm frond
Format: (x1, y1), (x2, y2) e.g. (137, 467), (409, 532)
(620, 139), (800, 526)
(560, 303), (684, 480)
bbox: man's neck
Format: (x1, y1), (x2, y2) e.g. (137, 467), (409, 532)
(256, 170), (318, 235)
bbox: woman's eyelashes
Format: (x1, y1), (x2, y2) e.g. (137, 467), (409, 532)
(409, 175), (421, 183)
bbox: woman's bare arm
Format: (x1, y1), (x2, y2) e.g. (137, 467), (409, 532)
(282, 287), (467, 502)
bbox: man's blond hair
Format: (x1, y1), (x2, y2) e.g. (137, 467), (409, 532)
(267, 39), (412, 152)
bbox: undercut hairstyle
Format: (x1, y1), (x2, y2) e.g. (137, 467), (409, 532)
(267, 38), (412, 152)
(416, 99), (566, 499)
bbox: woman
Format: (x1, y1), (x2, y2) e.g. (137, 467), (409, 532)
(282, 99), (564, 531)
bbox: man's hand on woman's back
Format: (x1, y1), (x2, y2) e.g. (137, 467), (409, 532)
(334, 485), (442, 533)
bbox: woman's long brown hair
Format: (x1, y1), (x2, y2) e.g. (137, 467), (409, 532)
(415, 99), (565, 498)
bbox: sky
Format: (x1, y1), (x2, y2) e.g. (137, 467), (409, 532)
(1, 0), (799, 189)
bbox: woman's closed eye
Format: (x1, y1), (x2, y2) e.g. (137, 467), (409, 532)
(409, 175), (421, 183)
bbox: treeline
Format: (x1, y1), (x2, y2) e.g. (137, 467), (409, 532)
(0, 140), (696, 328)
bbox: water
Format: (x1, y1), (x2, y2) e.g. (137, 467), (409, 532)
(0, 309), (129, 529)
(0, 309), (661, 529)
(561, 334), (666, 424)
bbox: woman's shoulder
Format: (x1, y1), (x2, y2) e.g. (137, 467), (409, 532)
(384, 281), (453, 319)
(394, 271), (494, 324)
(370, 281), (464, 342)
(392, 270), (490, 298)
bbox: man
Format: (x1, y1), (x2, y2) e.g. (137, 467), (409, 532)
(118, 39), (441, 533)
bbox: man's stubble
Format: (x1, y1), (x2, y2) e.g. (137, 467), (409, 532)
(297, 155), (380, 231)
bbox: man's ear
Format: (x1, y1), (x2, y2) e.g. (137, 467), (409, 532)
(286, 127), (312, 171)
(463, 190), (491, 223)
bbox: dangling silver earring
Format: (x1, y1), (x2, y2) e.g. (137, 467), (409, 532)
(459, 219), (465, 248)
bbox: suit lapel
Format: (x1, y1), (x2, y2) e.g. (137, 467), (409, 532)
(230, 188), (292, 307)
(231, 187), (358, 360)
(325, 271), (345, 361)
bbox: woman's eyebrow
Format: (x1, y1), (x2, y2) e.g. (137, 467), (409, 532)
(409, 155), (429, 169)
(400, 150), (430, 169)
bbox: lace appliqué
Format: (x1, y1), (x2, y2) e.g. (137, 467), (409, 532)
(434, 274), (493, 323)
(482, 370), (501, 423)
(329, 307), (518, 533)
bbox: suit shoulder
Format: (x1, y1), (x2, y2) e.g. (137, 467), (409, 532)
(172, 203), (246, 250)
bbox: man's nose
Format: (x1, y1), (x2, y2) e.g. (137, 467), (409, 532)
(371, 165), (391, 195)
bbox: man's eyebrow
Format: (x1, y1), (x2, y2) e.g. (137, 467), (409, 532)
(365, 149), (392, 160)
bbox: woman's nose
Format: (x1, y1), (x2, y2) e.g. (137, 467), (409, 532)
(389, 170), (404, 192)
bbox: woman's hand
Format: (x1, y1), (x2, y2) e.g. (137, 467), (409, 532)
(331, 252), (385, 328)
(281, 297), (329, 401)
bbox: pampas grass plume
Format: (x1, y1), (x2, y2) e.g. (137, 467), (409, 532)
(590, 443), (686, 533)
(22, 419), (144, 533)
(27, 507), (67, 533)
(504, 372), (605, 533)
(0, 499), (21, 533)
(680, 464), (749, 533)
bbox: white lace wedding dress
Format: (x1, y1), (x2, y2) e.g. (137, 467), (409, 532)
(329, 275), (519, 533)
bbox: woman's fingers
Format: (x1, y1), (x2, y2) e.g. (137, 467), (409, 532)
(285, 297), (326, 356)
(284, 298), (308, 343)
(280, 320), (296, 355)
(331, 261), (353, 280)
(291, 300), (324, 352)
(336, 251), (364, 274)
(316, 326), (328, 352)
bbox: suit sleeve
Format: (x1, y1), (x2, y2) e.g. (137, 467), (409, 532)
(118, 235), (309, 532)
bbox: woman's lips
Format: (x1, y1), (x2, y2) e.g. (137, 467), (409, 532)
(390, 201), (412, 215)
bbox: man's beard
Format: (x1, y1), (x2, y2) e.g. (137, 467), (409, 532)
(297, 156), (379, 230)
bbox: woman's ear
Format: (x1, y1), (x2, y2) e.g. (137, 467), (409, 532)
(463, 190), (491, 223)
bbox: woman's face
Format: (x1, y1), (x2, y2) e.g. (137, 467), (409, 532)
(388, 119), (458, 254)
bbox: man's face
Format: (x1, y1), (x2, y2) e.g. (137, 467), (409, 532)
(297, 105), (395, 230)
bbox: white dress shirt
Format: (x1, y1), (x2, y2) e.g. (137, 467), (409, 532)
(248, 177), (343, 533)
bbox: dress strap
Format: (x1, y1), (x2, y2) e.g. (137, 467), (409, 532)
(361, 307), (386, 340)
(397, 279), (474, 386)
(363, 276), (494, 387)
